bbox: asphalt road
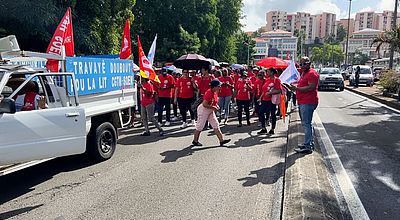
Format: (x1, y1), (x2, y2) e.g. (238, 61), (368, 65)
(317, 89), (400, 220)
(0, 116), (288, 219)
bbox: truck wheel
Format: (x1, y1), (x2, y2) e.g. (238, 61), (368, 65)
(88, 122), (116, 161)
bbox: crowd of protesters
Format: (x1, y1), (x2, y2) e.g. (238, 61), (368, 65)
(135, 58), (318, 151)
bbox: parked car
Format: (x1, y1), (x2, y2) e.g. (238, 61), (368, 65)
(349, 65), (374, 87)
(318, 67), (345, 91)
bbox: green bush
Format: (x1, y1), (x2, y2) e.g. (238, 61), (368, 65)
(379, 70), (400, 93)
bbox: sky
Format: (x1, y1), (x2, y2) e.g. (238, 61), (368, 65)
(241, 0), (398, 31)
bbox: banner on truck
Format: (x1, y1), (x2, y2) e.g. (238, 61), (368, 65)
(66, 57), (136, 95)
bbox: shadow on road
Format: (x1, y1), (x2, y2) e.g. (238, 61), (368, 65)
(237, 152), (305, 187)
(160, 145), (224, 163)
(0, 155), (97, 205)
(0, 204), (44, 219)
(320, 112), (400, 219)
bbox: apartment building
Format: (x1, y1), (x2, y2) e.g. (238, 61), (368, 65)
(316, 12), (337, 39)
(266, 11), (287, 31)
(354, 12), (378, 31)
(337, 18), (355, 34)
(266, 10), (336, 44)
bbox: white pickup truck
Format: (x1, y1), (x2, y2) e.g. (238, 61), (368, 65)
(0, 38), (138, 176)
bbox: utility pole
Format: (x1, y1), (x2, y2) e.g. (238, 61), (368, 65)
(345, 0), (352, 69)
(389, 0), (399, 69)
(247, 43), (250, 65)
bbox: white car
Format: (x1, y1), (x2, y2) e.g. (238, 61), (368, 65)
(349, 65), (374, 87)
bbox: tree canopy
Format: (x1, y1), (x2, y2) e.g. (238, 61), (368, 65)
(0, 0), (243, 63)
(0, 0), (135, 55)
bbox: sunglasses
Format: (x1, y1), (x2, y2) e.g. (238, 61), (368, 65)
(299, 62), (311, 67)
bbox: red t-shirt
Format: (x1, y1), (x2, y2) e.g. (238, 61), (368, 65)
(232, 73), (240, 84)
(203, 88), (218, 107)
(235, 78), (253, 100)
(218, 76), (234, 97)
(175, 76), (195, 99)
(157, 74), (175, 98)
(198, 75), (214, 96)
(296, 69), (319, 105)
(261, 77), (282, 101)
(254, 78), (265, 97)
(141, 82), (155, 107)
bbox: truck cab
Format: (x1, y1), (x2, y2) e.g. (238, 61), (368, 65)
(0, 66), (87, 166)
(0, 36), (137, 175)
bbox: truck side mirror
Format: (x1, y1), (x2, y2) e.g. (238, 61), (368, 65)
(0, 98), (16, 114)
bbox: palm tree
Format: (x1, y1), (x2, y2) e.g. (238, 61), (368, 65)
(372, 26), (400, 57)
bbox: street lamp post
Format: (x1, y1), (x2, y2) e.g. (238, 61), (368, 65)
(389, 0), (399, 69)
(345, 0), (352, 69)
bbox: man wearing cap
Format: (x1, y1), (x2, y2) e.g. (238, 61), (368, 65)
(288, 57), (319, 154)
(192, 79), (231, 147)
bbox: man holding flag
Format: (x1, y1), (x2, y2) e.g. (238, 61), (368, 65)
(287, 57), (319, 154)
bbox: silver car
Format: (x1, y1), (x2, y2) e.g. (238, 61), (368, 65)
(318, 68), (345, 91)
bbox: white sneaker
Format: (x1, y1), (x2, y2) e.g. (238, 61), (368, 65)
(180, 122), (188, 128)
(171, 116), (178, 121)
(164, 121), (171, 126)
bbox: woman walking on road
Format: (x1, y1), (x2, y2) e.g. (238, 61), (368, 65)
(257, 68), (282, 135)
(192, 79), (231, 147)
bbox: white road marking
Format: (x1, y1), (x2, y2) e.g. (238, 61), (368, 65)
(314, 112), (370, 220)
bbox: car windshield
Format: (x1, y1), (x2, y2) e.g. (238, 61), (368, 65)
(320, 69), (340, 74)
(359, 68), (371, 74)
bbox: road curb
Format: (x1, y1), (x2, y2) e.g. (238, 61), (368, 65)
(345, 86), (400, 111)
(282, 108), (346, 219)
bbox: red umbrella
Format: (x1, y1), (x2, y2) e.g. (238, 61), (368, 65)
(256, 57), (288, 69)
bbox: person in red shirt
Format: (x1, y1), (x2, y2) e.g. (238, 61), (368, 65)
(232, 69), (241, 85)
(140, 78), (164, 136)
(192, 79), (231, 147)
(197, 67), (215, 97)
(156, 68), (176, 126)
(171, 71), (180, 121)
(254, 69), (266, 117)
(288, 57), (319, 154)
(257, 68), (282, 135)
(234, 71), (253, 127)
(174, 70), (197, 128)
(217, 68), (234, 124)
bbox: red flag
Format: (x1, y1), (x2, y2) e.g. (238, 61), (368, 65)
(46, 7), (74, 72)
(280, 94), (286, 121)
(120, 19), (132, 59)
(137, 36), (160, 83)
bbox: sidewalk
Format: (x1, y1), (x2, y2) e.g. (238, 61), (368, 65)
(344, 81), (400, 110)
(282, 107), (347, 219)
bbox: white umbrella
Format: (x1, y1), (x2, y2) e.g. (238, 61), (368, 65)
(208, 58), (220, 67)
